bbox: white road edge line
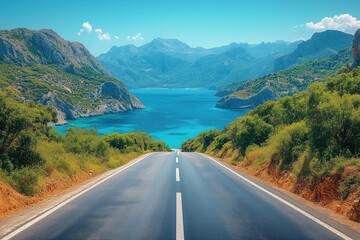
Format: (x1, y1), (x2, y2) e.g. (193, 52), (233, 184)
(202, 154), (352, 240)
(1, 153), (153, 240)
(176, 192), (185, 240)
(176, 157), (179, 163)
(176, 168), (180, 182)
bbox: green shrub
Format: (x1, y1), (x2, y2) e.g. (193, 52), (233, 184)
(0, 95), (55, 170)
(9, 167), (41, 196)
(272, 121), (309, 170)
(63, 128), (110, 159)
(233, 115), (273, 155)
(104, 131), (169, 153)
(338, 175), (360, 200)
(291, 149), (311, 180)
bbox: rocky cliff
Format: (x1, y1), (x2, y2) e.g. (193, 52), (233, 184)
(0, 28), (144, 124)
(352, 29), (360, 68)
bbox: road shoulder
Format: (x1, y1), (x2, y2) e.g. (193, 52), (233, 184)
(0, 153), (152, 238)
(200, 153), (360, 239)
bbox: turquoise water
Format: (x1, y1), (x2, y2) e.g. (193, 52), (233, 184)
(56, 89), (250, 148)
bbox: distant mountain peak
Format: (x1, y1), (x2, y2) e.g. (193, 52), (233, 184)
(142, 38), (192, 53)
(274, 30), (353, 71)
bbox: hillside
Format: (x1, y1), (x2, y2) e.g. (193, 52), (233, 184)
(216, 48), (352, 109)
(0, 28), (110, 75)
(98, 38), (301, 88)
(274, 30), (353, 71)
(0, 28), (144, 124)
(182, 65), (360, 222)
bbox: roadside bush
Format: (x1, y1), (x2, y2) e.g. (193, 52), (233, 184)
(291, 149), (311, 180)
(233, 115), (273, 155)
(9, 167), (41, 196)
(338, 175), (360, 200)
(104, 132), (169, 153)
(63, 128), (110, 159)
(272, 121), (309, 170)
(0, 95), (55, 170)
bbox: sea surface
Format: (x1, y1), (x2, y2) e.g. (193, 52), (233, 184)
(56, 89), (250, 148)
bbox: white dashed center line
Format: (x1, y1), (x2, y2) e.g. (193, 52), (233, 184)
(176, 192), (184, 240)
(176, 168), (180, 182)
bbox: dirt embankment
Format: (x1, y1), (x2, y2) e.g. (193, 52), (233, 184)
(0, 171), (94, 219)
(237, 159), (360, 223)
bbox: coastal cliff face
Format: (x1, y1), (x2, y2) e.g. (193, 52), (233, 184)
(352, 29), (360, 68)
(0, 28), (144, 124)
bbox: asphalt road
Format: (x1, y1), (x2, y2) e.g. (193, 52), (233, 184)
(3, 152), (359, 240)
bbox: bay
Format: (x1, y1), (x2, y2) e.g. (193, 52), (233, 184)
(56, 89), (250, 148)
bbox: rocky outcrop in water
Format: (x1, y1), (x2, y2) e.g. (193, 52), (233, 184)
(216, 88), (276, 109)
(352, 29), (360, 68)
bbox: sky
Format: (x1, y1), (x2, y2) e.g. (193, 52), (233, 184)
(1, 0), (360, 56)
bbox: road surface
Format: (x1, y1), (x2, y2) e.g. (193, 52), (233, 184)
(2, 152), (359, 240)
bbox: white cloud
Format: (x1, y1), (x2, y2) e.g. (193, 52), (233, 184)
(306, 14), (360, 34)
(94, 28), (111, 40)
(98, 33), (111, 40)
(77, 22), (93, 36)
(114, 35), (120, 40)
(127, 33), (144, 41)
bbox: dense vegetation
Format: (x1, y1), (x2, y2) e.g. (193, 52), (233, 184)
(183, 67), (360, 193)
(0, 91), (169, 196)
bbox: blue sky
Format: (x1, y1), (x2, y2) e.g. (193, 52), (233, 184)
(1, 0), (360, 56)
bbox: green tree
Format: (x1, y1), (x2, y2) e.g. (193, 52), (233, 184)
(234, 115), (273, 155)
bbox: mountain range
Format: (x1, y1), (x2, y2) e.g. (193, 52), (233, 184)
(98, 30), (352, 89)
(215, 49), (352, 109)
(0, 28), (143, 124)
(98, 38), (301, 89)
